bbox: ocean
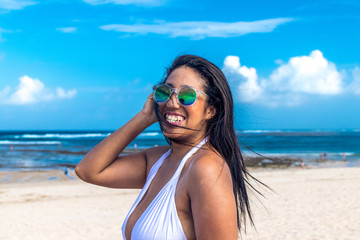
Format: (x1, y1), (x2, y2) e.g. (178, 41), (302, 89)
(0, 129), (359, 171)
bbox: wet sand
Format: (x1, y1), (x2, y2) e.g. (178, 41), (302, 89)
(0, 167), (359, 240)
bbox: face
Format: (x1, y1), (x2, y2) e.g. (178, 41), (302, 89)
(158, 66), (215, 142)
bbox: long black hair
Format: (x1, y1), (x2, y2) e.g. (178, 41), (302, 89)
(154, 55), (263, 232)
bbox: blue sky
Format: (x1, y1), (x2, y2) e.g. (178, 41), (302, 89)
(0, 0), (359, 130)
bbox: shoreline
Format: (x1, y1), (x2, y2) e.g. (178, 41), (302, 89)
(0, 161), (357, 184)
(1, 153), (357, 177)
(0, 169), (78, 184)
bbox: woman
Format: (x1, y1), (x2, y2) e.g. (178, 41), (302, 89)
(75, 55), (256, 239)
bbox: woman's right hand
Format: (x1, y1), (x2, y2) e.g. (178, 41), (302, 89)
(140, 93), (158, 126)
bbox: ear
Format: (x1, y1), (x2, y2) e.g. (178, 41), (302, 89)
(205, 105), (216, 120)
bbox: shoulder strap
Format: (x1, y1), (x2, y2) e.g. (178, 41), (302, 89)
(172, 137), (208, 179)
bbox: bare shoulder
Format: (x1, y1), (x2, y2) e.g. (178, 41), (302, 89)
(143, 145), (170, 159)
(143, 145), (171, 168)
(187, 148), (233, 191)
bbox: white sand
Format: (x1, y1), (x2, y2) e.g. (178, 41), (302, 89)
(0, 167), (359, 240)
(245, 167), (360, 240)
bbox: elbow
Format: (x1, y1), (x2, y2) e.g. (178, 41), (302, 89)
(74, 165), (84, 180)
(75, 164), (89, 182)
(75, 163), (99, 184)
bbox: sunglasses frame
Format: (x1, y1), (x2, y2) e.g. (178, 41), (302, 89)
(153, 83), (208, 107)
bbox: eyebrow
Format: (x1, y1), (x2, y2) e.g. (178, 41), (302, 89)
(165, 83), (191, 88)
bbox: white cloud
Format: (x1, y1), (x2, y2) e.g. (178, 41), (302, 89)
(56, 27), (77, 33)
(223, 50), (345, 107)
(222, 56), (262, 103)
(0, 75), (77, 105)
(0, 0), (37, 10)
(83, 0), (163, 6)
(267, 50), (343, 95)
(349, 67), (360, 95)
(100, 18), (293, 39)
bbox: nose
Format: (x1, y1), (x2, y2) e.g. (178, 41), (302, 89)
(166, 90), (180, 108)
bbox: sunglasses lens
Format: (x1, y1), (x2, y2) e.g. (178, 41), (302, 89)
(154, 85), (170, 103)
(178, 87), (196, 106)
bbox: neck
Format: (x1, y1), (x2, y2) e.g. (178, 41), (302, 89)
(169, 134), (207, 160)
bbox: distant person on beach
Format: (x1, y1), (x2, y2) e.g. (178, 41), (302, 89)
(64, 167), (74, 180)
(75, 55), (262, 239)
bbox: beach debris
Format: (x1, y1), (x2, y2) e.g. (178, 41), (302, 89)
(244, 156), (302, 168)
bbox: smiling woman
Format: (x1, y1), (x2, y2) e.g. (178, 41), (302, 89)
(75, 55), (263, 240)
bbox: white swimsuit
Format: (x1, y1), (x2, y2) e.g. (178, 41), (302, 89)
(122, 138), (208, 240)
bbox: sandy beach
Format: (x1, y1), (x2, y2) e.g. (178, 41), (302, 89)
(1, 167), (359, 240)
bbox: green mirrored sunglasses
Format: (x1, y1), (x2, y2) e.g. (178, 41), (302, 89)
(153, 83), (207, 106)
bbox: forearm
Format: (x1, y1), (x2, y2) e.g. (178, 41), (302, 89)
(75, 112), (152, 179)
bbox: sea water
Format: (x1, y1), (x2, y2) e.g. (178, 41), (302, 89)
(0, 129), (359, 170)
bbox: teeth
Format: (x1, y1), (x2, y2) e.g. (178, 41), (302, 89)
(165, 114), (184, 123)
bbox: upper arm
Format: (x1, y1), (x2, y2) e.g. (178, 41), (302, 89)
(91, 150), (148, 189)
(77, 146), (167, 189)
(188, 155), (238, 240)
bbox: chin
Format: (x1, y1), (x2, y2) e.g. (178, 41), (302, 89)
(161, 126), (204, 144)
(161, 125), (185, 139)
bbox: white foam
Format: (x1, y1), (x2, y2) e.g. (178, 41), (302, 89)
(0, 140), (61, 145)
(15, 133), (110, 139)
(241, 130), (283, 134)
(335, 152), (355, 156)
(139, 132), (160, 137)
